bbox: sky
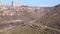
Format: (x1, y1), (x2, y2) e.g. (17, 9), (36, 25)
(0, 0), (60, 6)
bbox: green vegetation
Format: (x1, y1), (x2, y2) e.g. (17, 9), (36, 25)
(0, 24), (60, 34)
(7, 25), (45, 34)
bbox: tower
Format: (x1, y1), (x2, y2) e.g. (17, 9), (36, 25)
(12, 1), (13, 6)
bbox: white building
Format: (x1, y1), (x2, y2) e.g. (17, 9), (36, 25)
(12, 2), (22, 7)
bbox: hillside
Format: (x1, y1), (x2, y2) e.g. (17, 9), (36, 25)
(0, 2), (53, 27)
(0, 6), (52, 21)
(0, 2), (58, 34)
(37, 4), (60, 29)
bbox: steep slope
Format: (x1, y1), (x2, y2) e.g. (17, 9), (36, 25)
(37, 4), (60, 29)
